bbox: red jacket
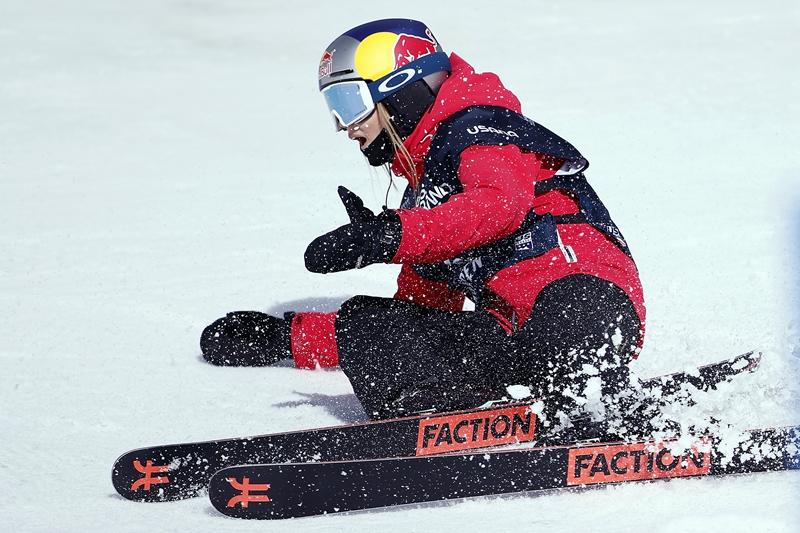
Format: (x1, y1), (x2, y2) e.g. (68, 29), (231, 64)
(291, 53), (645, 369)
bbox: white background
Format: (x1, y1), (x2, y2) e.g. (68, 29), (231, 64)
(1, 0), (799, 531)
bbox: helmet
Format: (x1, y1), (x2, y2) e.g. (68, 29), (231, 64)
(318, 19), (450, 136)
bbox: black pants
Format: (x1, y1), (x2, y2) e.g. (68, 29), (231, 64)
(336, 274), (642, 421)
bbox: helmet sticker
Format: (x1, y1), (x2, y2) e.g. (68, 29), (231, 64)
(393, 29), (438, 68)
(354, 28), (439, 81)
(318, 50), (333, 80)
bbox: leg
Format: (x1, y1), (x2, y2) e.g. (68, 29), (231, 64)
(335, 296), (512, 420)
(513, 274), (645, 433)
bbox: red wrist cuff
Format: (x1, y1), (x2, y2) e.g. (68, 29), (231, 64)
(290, 312), (340, 369)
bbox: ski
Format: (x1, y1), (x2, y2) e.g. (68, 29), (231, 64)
(112, 350), (759, 501)
(209, 423), (800, 519)
(640, 349), (760, 398)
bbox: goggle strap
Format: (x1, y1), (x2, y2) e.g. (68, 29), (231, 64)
(367, 52), (451, 103)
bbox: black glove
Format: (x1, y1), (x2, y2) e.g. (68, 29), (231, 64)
(304, 186), (402, 274)
(200, 311), (293, 366)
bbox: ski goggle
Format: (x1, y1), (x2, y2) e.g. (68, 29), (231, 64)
(321, 80), (375, 131)
(320, 52), (452, 131)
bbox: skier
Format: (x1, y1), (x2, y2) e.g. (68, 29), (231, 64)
(200, 19), (646, 424)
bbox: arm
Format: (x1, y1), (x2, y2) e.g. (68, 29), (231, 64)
(290, 266), (466, 368)
(200, 310), (341, 370)
(291, 263), (465, 370)
(393, 144), (542, 264)
(297, 143), (535, 366)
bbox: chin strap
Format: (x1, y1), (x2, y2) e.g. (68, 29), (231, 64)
(362, 128), (395, 166)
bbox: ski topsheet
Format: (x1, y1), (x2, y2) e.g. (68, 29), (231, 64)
(114, 402), (540, 501)
(209, 424), (800, 519)
(112, 350), (760, 501)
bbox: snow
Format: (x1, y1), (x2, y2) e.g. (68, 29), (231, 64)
(1, 0), (799, 531)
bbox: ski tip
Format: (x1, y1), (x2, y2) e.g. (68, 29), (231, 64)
(208, 466), (274, 519)
(209, 464), (314, 520)
(111, 449), (200, 502)
(741, 350), (762, 373)
(111, 450), (173, 502)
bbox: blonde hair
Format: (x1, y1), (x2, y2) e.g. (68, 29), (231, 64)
(376, 103), (419, 188)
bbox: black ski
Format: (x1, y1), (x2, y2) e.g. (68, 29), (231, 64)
(641, 349), (760, 397)
(112, 350), (759, 501)
(209, 423), (799, 519)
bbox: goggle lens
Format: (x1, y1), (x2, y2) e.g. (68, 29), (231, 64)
(322, 80), (374, 130)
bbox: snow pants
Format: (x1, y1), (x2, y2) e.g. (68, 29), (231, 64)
(335, 274), (642, 421)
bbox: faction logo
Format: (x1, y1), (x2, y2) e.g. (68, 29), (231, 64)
(130, 459), (170, 492)
(567, 440), (711, 485)
(416, 404), (536, 456)
(226, 476), (271, 508)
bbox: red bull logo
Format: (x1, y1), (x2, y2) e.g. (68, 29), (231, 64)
(354, 30), (440, 81)
(394, 29), (438, 68)
(318, 50), (333, 80)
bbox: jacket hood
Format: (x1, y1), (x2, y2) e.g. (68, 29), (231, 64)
(391, 53), (522, 180)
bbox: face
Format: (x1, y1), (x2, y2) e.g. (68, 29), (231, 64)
(346, 109), (383, 151)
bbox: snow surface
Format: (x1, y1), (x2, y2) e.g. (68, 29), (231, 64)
(2, 0), (800, 531)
